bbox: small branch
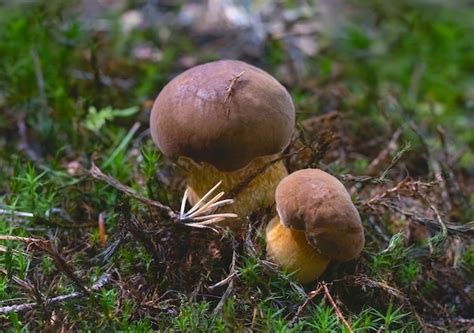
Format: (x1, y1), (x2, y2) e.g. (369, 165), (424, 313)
(127, 213), (164, 266)
(341, 274), (408, 303)
(341, 142), (411, 186)
(340, 174), (388, 184)
(367, 128), (402, 176)
(379, 142), (411, 181)
(367, 201), (474, 236)
(0, 209), (34, 218)
(225, 148), (305, 200)
(89, 161), (177, 219)
(90, 163), (237, 229)
(223, 71), (245, 116)
(32, 241), (88, 293)
(0, 235), (87, 292)
(209, 239), (239, 291)
(212, 240), (238, 315)
(341, 274), (426, 329)
(365, 177), (410, 205)
(289, 284), (324, 327)
(419, 196), (448, 240)
(321, 282), (353, 333)
(0, 273), (113, 315)
(0, 235), (43, 242)
(410, 122), (452, 214)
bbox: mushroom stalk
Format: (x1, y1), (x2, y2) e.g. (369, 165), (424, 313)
(266, 216), (330, 284)
(181, 155), (288, 226)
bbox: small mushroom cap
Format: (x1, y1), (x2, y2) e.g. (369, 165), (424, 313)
(275, 169), (364, 262)
(150, 60), (295, 171)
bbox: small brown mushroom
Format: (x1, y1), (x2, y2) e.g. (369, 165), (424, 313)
(265, 169), (365, 283)
(150, 60), (295, 226)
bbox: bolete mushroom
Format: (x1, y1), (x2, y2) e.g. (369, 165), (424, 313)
(265, 169), (365, 283)
(150, 60), (295, 226)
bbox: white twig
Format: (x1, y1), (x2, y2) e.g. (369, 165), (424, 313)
(0, 209), (34, 218)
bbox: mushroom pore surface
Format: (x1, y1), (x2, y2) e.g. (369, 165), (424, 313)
(275, 169), (365, 262)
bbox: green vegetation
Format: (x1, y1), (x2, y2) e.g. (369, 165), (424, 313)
(1, 0), (473, 331)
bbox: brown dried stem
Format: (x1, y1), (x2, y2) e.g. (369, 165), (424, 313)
(0, 273), (113, 315)
(89, 161), (177, 219)
(223, 71), (245, 116)
(289, 284), (324, 327)
(322, 282), (354, 333)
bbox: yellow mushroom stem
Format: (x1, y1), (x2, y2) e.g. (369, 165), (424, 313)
(265, 216), (330, 284)
(180, 155), (288, 227)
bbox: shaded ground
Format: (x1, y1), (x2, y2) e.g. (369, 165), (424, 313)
(0, 1), (473, 331)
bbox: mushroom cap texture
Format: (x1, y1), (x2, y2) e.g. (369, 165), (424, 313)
(150, 60), (295, 171)
(275, 169), (365, 262)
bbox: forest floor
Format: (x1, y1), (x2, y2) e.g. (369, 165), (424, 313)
(0, 1), (473, 331)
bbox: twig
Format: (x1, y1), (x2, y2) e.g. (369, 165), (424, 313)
(321, 282), (353, 333)
(225, 148), (305, 200)
(410, 122), (452, 214)
(365, 177), (410, 205)
(0, 209), (34, 218)
(1, 207), (95, 229)
(32, 241), (88, 293)
(289, 284), (324, 327)
(339, 174), (388, 184)
(367, 128), (402, 176)
(0, 235), (87, 292)
(342, 142), (411, 186)
(90, 162), (236, 228)
(89, 161), (177, 219)
(370, 201), (474, 236)
(208, 270), (238, 290)
(341, 274), (426, 329)
(0, 272), (113, 315)
(379, 142), (411, 181)
(419, 196), (448, 240)
(126, 212), (164, 266)
(0, 235), (43, 242)
(223, 71), (245, 116)
(342, 274), (408, 303)
(212, 240), (238, 315)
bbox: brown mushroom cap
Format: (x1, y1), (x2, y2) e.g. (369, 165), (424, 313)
(150, 60), (295, 171)
(275, 169), (364, 262)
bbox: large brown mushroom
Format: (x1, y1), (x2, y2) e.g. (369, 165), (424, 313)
(150, 60), (295, 227)
(265, 169), (365, 283)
